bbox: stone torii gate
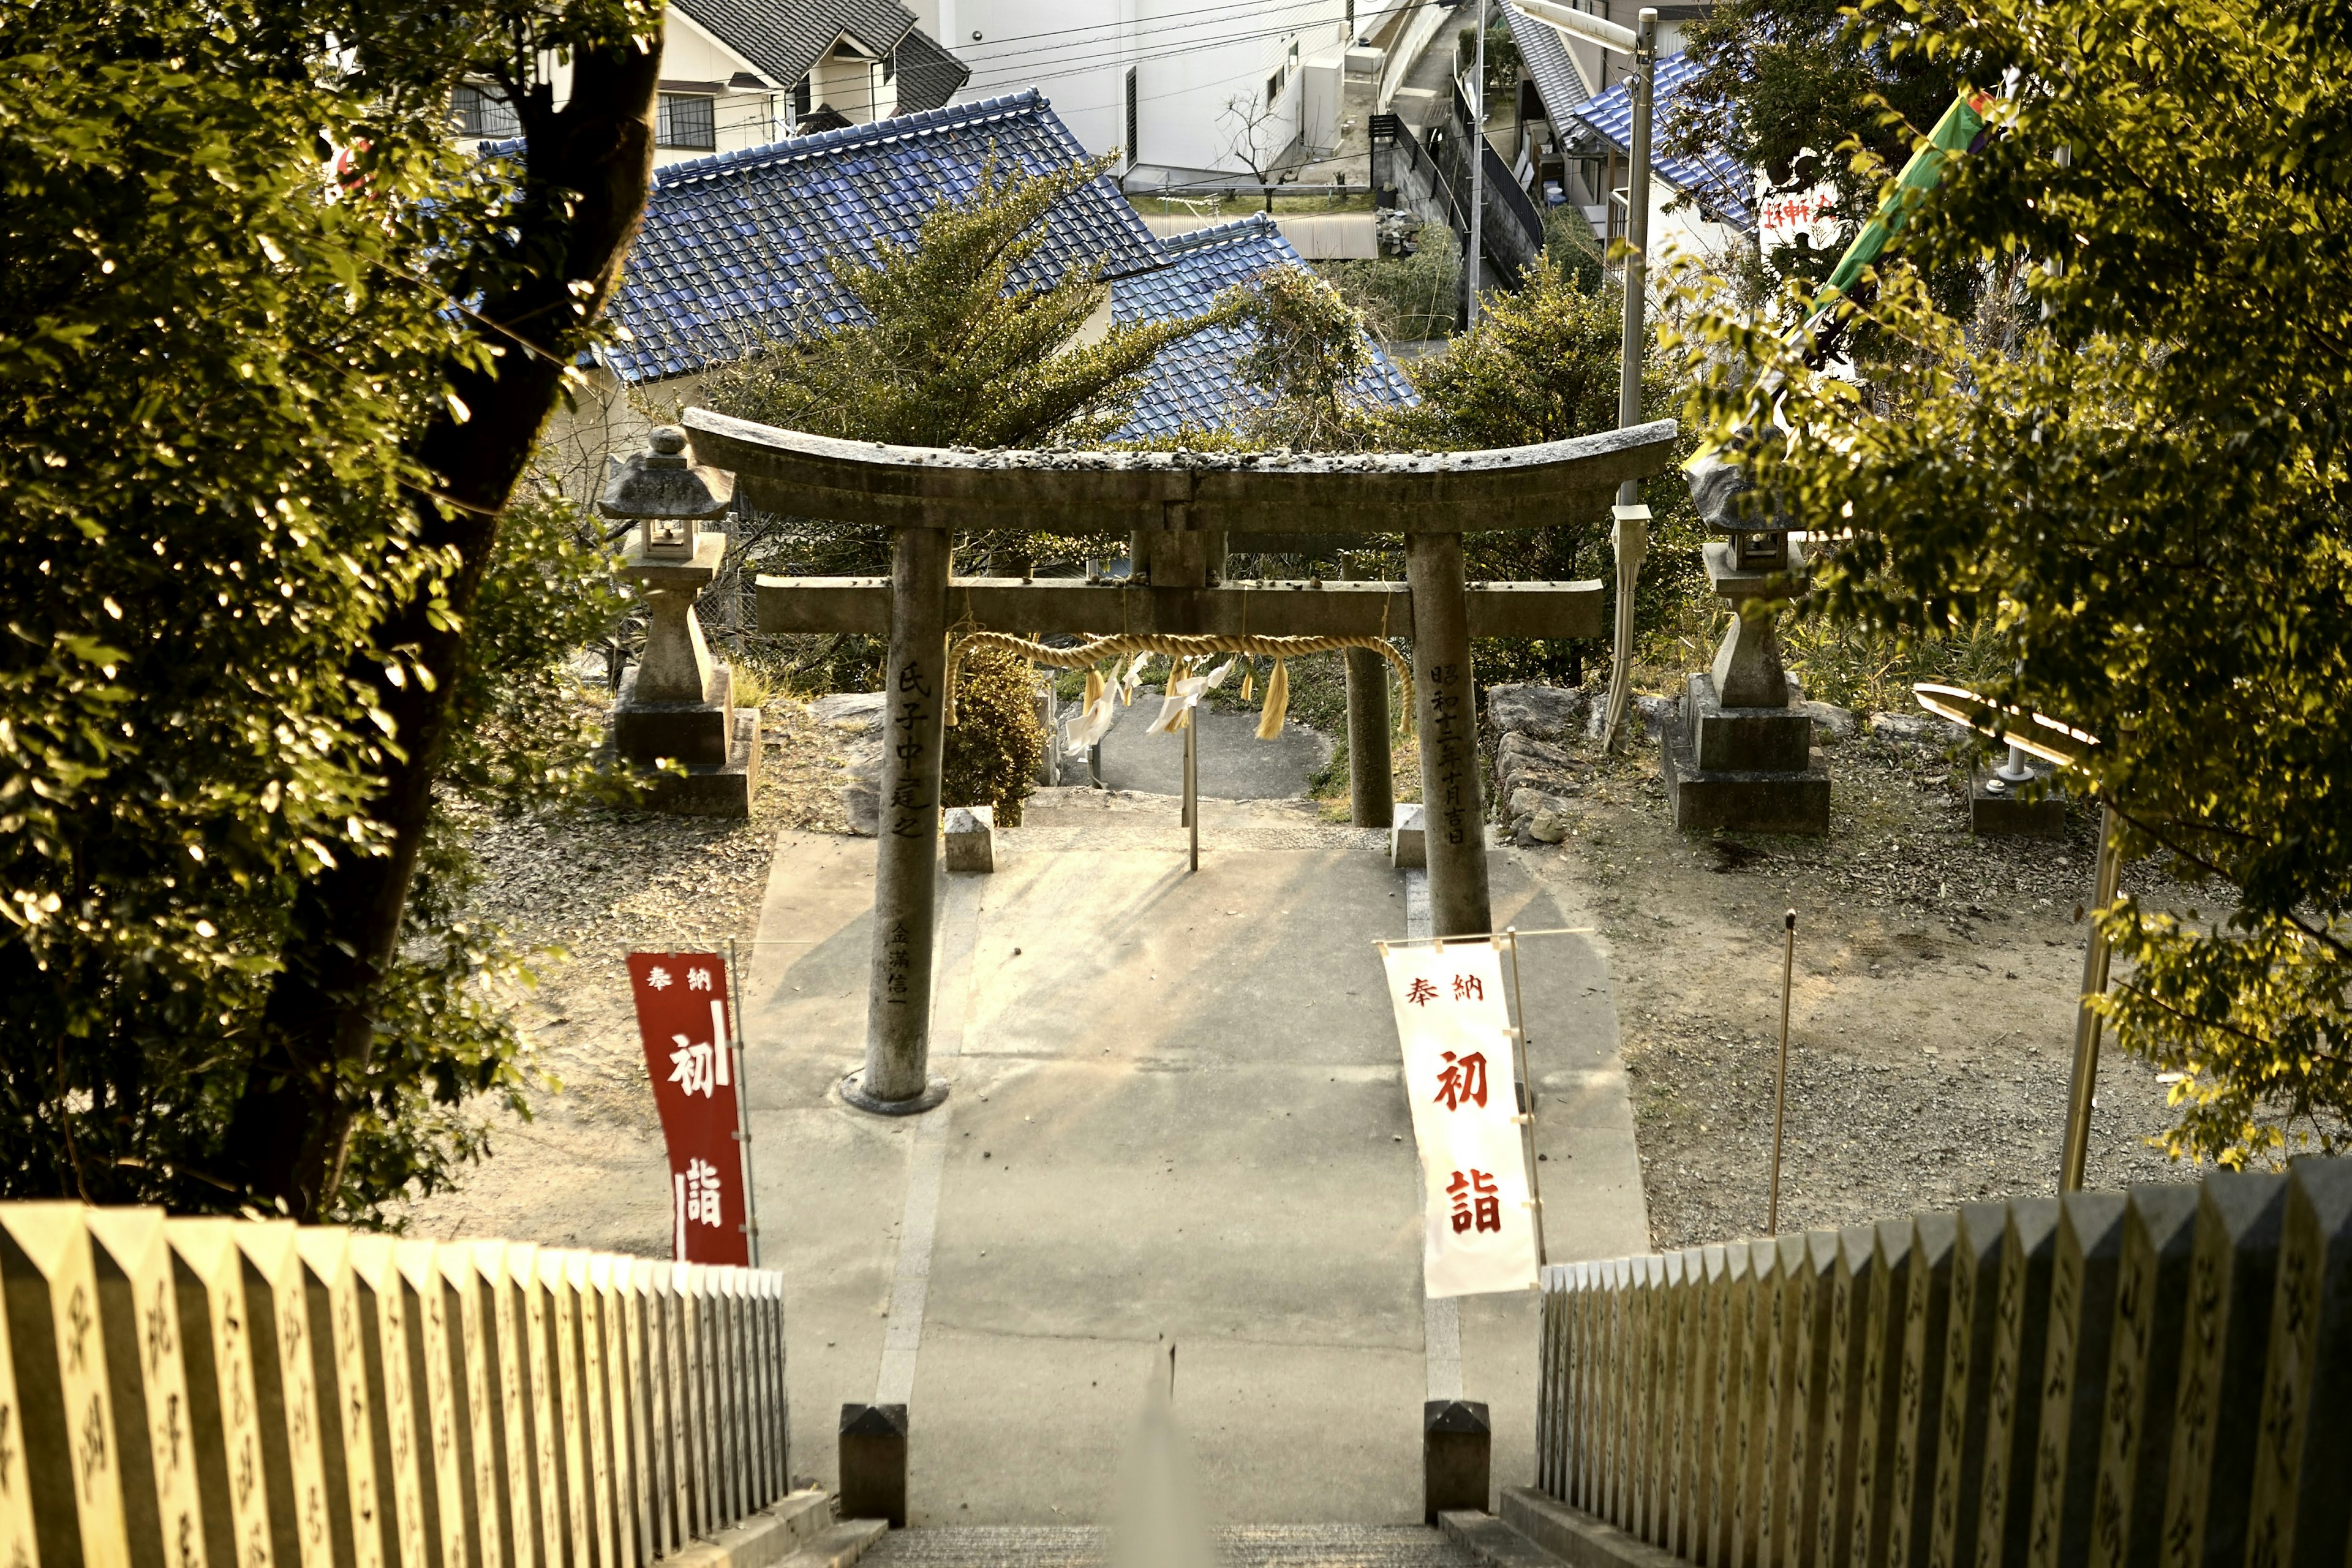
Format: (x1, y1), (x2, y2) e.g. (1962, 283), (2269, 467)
(680, 407), (1678, 1114)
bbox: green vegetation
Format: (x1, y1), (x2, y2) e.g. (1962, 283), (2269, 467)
(1319, 241), (1461, 344)
(1680, 0), (2352, 1163)
(943, 646), (1047, 827)
(3, 0), (658, 1217)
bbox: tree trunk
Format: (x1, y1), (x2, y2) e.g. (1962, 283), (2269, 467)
(227, 39), (663, 1218)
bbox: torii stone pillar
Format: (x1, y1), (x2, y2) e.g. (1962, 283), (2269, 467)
(852, 524), (952, 1113)
(681, 407), (1678, 1114)
(1408, 531), (1491, 934)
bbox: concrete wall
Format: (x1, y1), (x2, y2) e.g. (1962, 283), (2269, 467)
(1141, 209), (1379, 258)
(938, 0), (1350, 181)
(1536, 1161), (2352, 1568)
(541, 369), (709, 507)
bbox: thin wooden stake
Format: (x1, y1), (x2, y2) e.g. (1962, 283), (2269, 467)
(1503, 929), (1548, 1267)
(1767, 909), (1795, 1234)
(1185, 712), (1199, 872)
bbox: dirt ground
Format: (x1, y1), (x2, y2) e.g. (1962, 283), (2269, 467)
(1527, 711), (2189, 1251)
(407, 682), (2201, 1254)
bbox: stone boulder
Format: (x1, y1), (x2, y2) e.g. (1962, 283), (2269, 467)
(1869, 710), (1975, 748)
(1798, 700), (1860, 740)
(815, 692), (887, 835)
(1487, 683), (1591, 743)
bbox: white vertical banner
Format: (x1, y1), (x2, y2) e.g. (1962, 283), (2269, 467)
(1382, 938), (1541, 1297)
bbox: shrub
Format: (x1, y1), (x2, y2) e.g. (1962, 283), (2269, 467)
(944, 646), (1046, 827)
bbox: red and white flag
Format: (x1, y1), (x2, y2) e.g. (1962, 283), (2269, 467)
(1381, 940), (1540, 1297)
(627, 952), (750, 1266)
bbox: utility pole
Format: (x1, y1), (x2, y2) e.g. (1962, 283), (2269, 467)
(1515, 0), (1657, 753)
(1468, 0), (1485, 326)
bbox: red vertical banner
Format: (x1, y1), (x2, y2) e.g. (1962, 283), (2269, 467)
(627, 952), (751, 1266)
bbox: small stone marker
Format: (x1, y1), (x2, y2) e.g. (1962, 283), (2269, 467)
(1424, 1399), (1491, 1525)
(943, 805), (995, 873)
(1391, 803), (1427, 870)
(839, 1403), (908, 1527)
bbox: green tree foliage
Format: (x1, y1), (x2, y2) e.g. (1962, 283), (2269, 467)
(1672, 0), (1961, 290)
(1376, 263), (1700, 683)
(1679, 0), (2352, 1163)
(943, 646), (1046, 827)
(2, 0), (654, 1215)
(1233, 265), (1373, 448)
(704, 157), (1237, 452)
(1318, 241), (1461, 344)
(704, 155), (1237, 695)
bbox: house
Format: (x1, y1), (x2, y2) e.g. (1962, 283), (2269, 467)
(1500, 1), (1749, 262)
(448, 0), (971, 167)
(539, 90), (1411, 490)
(922, 0), (1404, 186)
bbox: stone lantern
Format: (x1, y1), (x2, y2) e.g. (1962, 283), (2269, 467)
(598, 426), (760, 815)
(1657, 454), (1830, 834)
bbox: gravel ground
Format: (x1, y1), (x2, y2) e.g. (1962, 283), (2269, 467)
(1501, 696), (2196, 1251)
(401, 695), (848, 1236)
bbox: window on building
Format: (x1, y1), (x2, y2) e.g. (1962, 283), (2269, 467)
(450, 83), (518, 138)
(657, 92), (717, 150)
(1125, 67), (1138, 168)
(793, 76), (812, 120)
(1267, 73), (1281, 106)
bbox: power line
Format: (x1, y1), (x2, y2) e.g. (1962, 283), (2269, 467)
(960, 0), (1336, 73)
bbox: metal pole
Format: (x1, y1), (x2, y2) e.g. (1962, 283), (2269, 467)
(1502, 929), (1547, 1266)
(851, 524), (950, 1115)
(1406, 530), (1493, 937)
(724, 937), (761, 1267)
(1468, 0), (1485, 328)
(1185, 710), (1199, 872)
(1766, 908), (1795, 1234)
(1343, 555), (1395, 828)
(2059, 803), (2124, 1191)
(1599, 10), (1657, 755)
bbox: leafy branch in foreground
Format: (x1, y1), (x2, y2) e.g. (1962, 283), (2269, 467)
(1673, 0), (2352, 1164)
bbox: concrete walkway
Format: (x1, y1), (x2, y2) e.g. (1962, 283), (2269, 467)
(741, 793), (1644, 1524)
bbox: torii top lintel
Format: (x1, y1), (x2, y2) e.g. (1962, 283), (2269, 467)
(679, 409), (1681, 533)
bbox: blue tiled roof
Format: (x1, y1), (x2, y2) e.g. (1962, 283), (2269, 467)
(1566, 52), (1752, 228)
(603, 91), (1164, 383)
(1107, 215), (1415, 442)
(1498, 10), (1753, 231)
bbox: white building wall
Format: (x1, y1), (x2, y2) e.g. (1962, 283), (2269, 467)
(943, 0), (1349, 181)
(447, 13), (794, 170)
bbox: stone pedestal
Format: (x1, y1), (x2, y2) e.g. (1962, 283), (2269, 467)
(1970, 767), (2068, 837)
(611, 533), (760, 816)
(1664, 673), (1830, 834)
(1660, 540), (1829, 835)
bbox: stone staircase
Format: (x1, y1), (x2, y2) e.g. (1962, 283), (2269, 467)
(854, 1526), (1482, 1567)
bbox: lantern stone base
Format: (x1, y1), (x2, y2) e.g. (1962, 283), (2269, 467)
(1661, 673), (1831, 835)
(611, 663), (761, 817)
(1970, 767), (2068, 837)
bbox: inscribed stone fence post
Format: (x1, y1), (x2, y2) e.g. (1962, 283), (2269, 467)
(0, 1207), (790, 1568)
(1531, 1161), (2352, 1568)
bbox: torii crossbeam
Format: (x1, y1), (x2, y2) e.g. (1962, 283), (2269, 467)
(681, 407), (1679, 1115)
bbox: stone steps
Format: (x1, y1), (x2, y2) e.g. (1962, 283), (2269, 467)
(858, 1525), (1481, 1567)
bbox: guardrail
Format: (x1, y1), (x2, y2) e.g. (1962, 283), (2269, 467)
(0, 1204), (791, 1568)
(1537, 1160), (2352, 1567)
